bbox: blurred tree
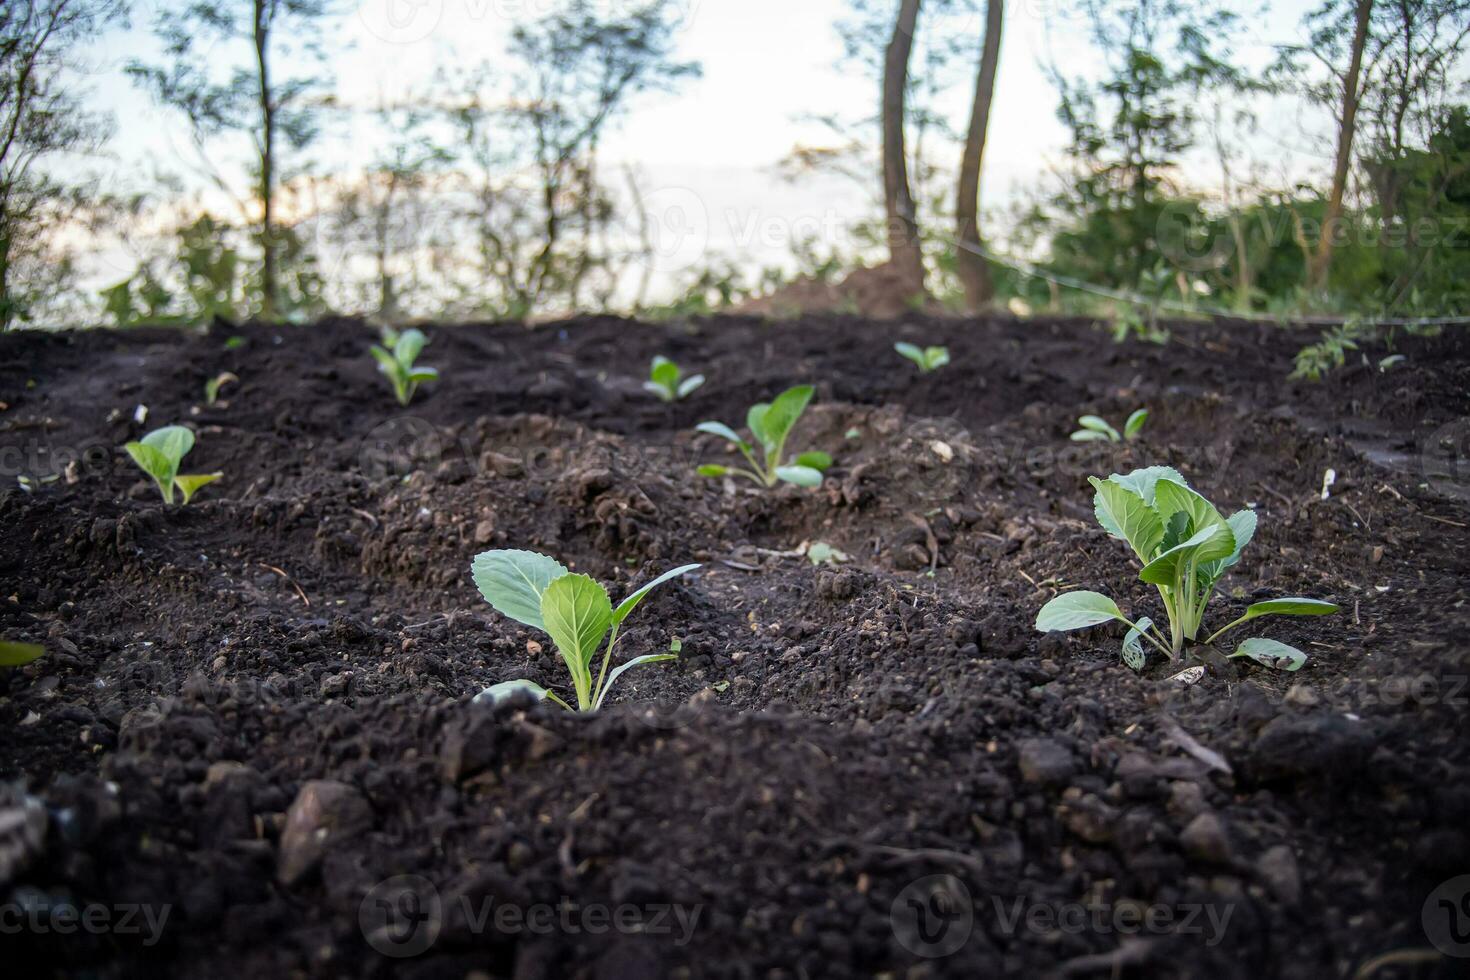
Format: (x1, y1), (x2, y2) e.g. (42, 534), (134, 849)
(0, 0), (124, 329)
(954, 0), (1003, 311)
(1043, 0), (1252, 291)
(127, 0), (334, 321)
(446, 0), (698, 318)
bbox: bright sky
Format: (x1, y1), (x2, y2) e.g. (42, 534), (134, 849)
(76, 0), (1333, 298)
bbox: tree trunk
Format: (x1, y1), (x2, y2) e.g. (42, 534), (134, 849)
(882, 0), (925, 295)
(955, 0), (1004, 312)
(1308, 0), (1373, 293)
(254, 0), (278, 320)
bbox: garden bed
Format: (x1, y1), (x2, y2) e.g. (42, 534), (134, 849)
(2, 313), (1468, 977)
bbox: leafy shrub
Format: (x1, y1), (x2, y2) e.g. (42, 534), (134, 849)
(1071, 409), (1147, 443)
(644, 355), (705, 401)
(370, 328), (438, 406)
(695, 385), (832, 488)
(1035, 466), (1336, 670)
(894, 342), (950, 373)
(471, 550), (699, 711)
(122, 425), (222, 505)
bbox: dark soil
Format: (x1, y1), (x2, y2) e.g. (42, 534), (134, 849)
(1, 313), (1468, 979)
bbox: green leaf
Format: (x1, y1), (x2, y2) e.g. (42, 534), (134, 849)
(369, 344), (399, 372)
(676, 375), (705, 398)
(142, 425), (194, 466)
(409, 367), (439, 384)
(1071, 430), (1113, 442)
(775, 465), (824, 487)
(924, 346), (950, 369)
(394, 328), (427, 366)
(593, 654), (677, 710)
(0, 641), (45, 667)
(1089, 476), (1164, 560)
(760, 385), (814, 448)
(1230, 637), (1307, 671)
(1122, 616), (1153, 671)
(1138, 523), (1235, 586)
(1198, 509), (1257, 583)
(1078, 415), (1120, 441)
(894, 342), (925, 367)
(794, 451), (832, 471)
(124, 441), (176, 498)
(1153, 480), (1227, 541)
(696, 464), (730, 478)
(1109, 466), (1188, 505)
(650, 356), (679, 388)
(746, 403), (770, 446)
(471, 550), (570, 630)
(695, 421), (749, 451)
(540, 573), (613, 672)
(1159, 510), (1191, 551)
(1035, 591), (1127, 632)
(1240, 597), (1339, 621)
(474, 679), (549, 706)
(613, 564), (700, 625)
(175, 472), (222, 504)
(643, 381), (673, 400)
(1124, 409), (1148, 439)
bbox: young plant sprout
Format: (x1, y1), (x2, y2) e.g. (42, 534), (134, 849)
(695, 384), (832, 488)
(471, 550), (700, 712)
(1071, 409), (1147, 443)
(204, 372), (238, 405)
(1035, 466), (1337, 671)
(122, 425), (222, 505)
(370, 327), (438, 406)
(894, 342), (950, 374)
(644, 355), (705, 401)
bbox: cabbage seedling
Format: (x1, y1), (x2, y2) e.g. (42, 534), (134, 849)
(695, 385), (832, 488)
(644, 355), (705, 401)
(894, 342), (950, 373)
(204, 371), (238, 405)
(1071, 409), (1147, 443)
(471, 550), (700, 711)
(370, 328), (438, 406)
(122, 425), (222, 505)
(1035, 466), (1337, 671)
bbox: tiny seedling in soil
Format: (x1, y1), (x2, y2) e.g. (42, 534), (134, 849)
(370, 328), (438, 406)
(122, 425), (222, 505)
(1071, 409), (1147, 443)
(644, 355), (705, 401)
(807, 542), (849, 565)
(0, 641), (44, 667)
(894, 342), (950, 374)
(204, 372), (238, 405)
(471, 550), (700, 711)
(1035, 465), (1337, 671)
(695, 385), (832, 488)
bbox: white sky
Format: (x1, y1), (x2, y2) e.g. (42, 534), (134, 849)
(74, 0), (1335, 299)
